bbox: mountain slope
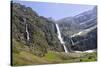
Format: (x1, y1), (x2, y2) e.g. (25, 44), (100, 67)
(11, 2), (97, 66)
(57, 6), (97, 51)
(12, 2), (64, 57)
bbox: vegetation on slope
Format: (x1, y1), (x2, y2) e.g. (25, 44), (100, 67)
(11, 2), (97, 66)
(12, 39), (97, 66)
(12, 2), (63, 57)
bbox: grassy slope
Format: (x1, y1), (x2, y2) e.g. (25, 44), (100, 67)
(13, 47), (97, 66)
(12, 39), (49, 66)
(12, 38), (97, 66)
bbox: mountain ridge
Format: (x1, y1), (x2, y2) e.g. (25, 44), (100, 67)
(57, 6), (97, 51)
(11, 2), (97, 66)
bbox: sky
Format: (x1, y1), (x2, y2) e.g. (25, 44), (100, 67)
(13, 0), (95, 20)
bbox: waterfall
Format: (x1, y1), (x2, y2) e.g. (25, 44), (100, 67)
(24, 18), (30, 41)
(70, 39), (74, 46)
(26, 24), (30, 41)
(55, 24), (68, 53)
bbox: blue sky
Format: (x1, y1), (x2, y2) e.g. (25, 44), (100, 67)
(13, 0), (95, 20)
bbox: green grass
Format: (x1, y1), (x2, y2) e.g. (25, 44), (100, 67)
(79, 52), (97, 62)
(12, 40), (97, 66)
(42, 51), (63, 63)
(12, 39), (49, 66)
(12, 51), (97, 66)
(12, 51), (49, 66)
(42, 51), (97, 64)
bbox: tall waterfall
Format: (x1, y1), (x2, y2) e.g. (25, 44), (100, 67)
(55, 24), (68, 53)
(24, 18), (30, 41)
(70, 39), (74, 46)
(26, 24), (30, 41)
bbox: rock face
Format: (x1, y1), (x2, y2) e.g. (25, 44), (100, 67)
(71, 28), (97, 51)
(57, 6), (97, 51)
(12, 3), (63, 56)
(12, 2), (97, 55)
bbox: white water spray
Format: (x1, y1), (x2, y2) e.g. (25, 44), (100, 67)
(26, 24), (30, 41)
(24, 18), (30, 41)
(70, 39), (74, 46)
(56, 24), (68, 53)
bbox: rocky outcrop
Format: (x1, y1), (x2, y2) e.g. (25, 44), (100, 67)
(12, 2), (97, 54)
(71, 28), (97, 51)
(57, 6), (97, 51)
(12, 3), (63, 56)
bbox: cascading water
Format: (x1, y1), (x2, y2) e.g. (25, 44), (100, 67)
(24, 18), (30, 41)
(26, 24), (30, 41)
(55, 24), (68, 53)
(70, 39), (74, 46)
